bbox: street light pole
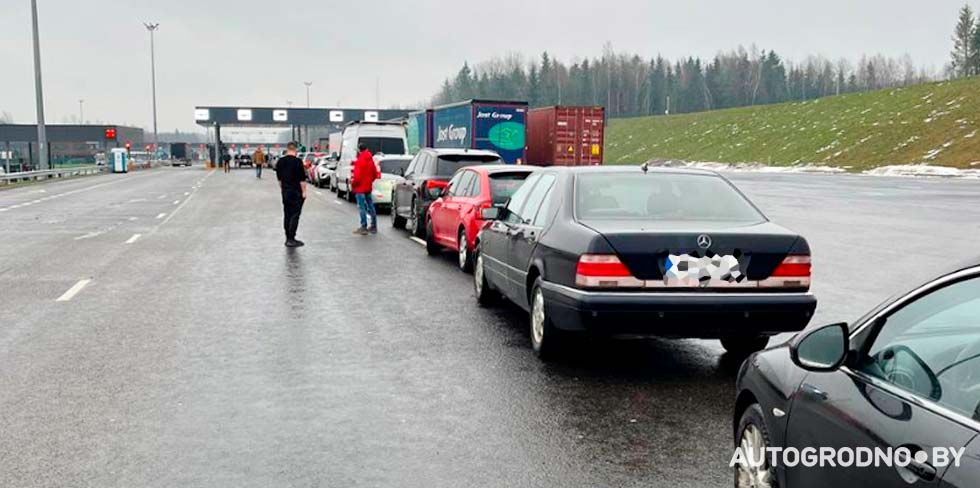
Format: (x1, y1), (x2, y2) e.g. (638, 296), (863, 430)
(304, 81), (312, 108)
(30, 0), (48, 170)
(78, 99), (84, 123)
(144, 22), (159, 158)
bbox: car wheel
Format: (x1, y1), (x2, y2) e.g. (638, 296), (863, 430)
(530, 278), (562, 360)
(391, 195), (407, 229)
(734, 404), (776, 488)
(458, 229), (474, 273)
(425, 221), (440, 256)
(721, 336), (770, 356)
(411, 199), (425, 238)
(473, 245), (497, 307)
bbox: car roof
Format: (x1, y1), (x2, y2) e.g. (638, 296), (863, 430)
(374, 154), (413, 161)
(537, 164), (720, 177)
(423, 148), (501, 158)
(465, 164), (537, 175)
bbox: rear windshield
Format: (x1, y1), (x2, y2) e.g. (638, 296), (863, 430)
(360, 137), (406, 155)
(574, 173), (765, 223)
(435, 155), (502, 176)
(489, 172), (531, 204)
(379, 158), (411, 175)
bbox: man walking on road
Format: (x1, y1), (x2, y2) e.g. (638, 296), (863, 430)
(253, 147), (266, 179)
(351, 144), (380, 235)
(222, 149), (231, 173)
(275, 142), (307, 247)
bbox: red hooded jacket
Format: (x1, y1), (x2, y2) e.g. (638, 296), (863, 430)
(351, 150), (379, 194)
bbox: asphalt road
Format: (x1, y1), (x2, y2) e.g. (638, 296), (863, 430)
(1, 167), (978, 487)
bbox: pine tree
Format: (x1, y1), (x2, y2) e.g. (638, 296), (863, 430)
(950, 4), (976, 77)
(972, 17), (980, 74)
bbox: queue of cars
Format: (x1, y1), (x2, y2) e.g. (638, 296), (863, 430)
(318, 124), (979, 486)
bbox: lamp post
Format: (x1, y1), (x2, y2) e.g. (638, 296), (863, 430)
(78, 99), (84, 123)
(143, 22), (159, 158)
(31, 0), (48, 170)
(304, 81), (312, 108)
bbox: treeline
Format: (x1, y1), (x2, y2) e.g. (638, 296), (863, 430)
(432, 2), (980, 119)
(431, 45), (934, 119)
(950, 4), (980, 77)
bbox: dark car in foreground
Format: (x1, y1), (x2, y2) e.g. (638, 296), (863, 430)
(473, 166), (816, 359)
(733, 259), (980, 488)
(391, 148), (503, 237)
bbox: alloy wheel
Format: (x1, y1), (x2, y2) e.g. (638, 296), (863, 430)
(531, 288), (546, 346)
(735, 424), (773, 488)
(458, 233), (468, 269)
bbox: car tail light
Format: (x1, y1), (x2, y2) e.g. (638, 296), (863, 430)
(426, 180), (448, 190)
(575, 254), (642, 288)
(760, 255), (811, 289)
(772, 255), (811, 278)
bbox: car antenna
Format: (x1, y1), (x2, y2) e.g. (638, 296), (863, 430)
(640, 162), (649, 173)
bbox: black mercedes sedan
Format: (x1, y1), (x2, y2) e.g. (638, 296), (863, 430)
(733, 259), (980, 488)
(472, 165), (817, 359)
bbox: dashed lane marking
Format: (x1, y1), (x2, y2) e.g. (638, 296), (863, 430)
(156, 213), (166, 219)
(125, 233), (142, 244)
(409, 236), (426, 246)
(56, 279), (92, 302)
(173, 200), (180, 205)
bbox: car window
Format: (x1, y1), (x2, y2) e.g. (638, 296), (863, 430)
(358, 137), (406, 155)
(445, 172), (464, 196)
(434, 155), (502, 177)
(574, 173), (765, 223)
(463, 172), (482, 197)
(520, 175), (556, 226)
(488, 172), (531, 205)
(404, 154), (420, 177)
(452, 171), (476, 197)
(530, 175), (558, 227)
(857, 275), (980, 420)
(379, 158), (411, 175)
(502, 173), (541, 225)
(421, 154), (436, 176)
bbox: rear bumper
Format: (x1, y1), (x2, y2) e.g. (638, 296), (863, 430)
(539, 280), (815, 338)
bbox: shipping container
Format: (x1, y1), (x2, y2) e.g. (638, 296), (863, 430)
(406, 109), (432, 154)
(526, 106), (605, 166)
(431, 100), (528, 164)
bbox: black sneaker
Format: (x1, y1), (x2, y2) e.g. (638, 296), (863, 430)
(368, 227), (378, 234)
(285, 240), (302, 248)
(293, 239), (305, 246)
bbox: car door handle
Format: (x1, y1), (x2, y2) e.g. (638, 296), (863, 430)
(907, 456), (937, 482)
(800, 383), (828, 401)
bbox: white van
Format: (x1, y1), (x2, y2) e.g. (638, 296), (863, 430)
(335, 121), (408, 201)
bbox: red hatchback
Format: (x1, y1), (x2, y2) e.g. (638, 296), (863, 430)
(426, 165), (537, 272)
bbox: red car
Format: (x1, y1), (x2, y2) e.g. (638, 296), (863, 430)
(425, 165), (537, 272)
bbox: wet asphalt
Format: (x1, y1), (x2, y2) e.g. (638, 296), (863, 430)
(0, 167), (978, 487)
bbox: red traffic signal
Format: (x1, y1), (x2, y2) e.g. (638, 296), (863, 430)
(104, 127), (117, 140)
(125, 142), (132, 150)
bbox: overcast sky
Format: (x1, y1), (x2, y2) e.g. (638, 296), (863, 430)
(0, 0), (972, 133)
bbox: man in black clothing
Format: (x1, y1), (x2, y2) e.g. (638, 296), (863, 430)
(275, 142), (308, 247)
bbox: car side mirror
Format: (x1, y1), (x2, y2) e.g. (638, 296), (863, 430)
(790, 322), (849, 372)
(399, 167), (405, 176)
(481, 207), (502, 220)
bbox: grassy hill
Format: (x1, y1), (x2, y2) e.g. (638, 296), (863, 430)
(605, 77), (980, 171)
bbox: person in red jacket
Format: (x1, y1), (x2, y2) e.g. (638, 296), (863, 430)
(351, 143), (380, 235)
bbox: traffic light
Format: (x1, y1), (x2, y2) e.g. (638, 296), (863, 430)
(104, 128), (117, 140)
(125, 142), (132, 151)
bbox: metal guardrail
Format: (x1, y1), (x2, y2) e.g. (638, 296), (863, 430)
(0, 166), (106, 185)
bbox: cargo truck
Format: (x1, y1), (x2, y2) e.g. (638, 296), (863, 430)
(526, 106), (605, 166)
(170, 142), (191, 166)
(431, 100), (528, 164)
(406, 109), (433, 155)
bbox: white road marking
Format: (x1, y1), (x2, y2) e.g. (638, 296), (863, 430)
(158, 194), (166, 199)
(56, 279), (92, 302)
(184, 192), (190, 196)
(75, 230), (105, 240)
(0, 208), (8, 212)
(173, 200), (180, 205)
(333, 201), (343, 205)
(156, 212), (166, 219)
(125, 233), (142, 244)
(409, 236), (426, 246)
(128, 216), (138, 221)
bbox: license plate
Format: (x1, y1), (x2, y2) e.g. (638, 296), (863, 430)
(664, 254), (744, 287)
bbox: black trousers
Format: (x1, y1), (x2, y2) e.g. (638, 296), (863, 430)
(281, 189), (304, 240)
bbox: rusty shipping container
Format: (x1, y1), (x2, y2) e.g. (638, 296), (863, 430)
(526, 106), (605, 166)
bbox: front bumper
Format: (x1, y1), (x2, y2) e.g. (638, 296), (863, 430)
(540, 280), (816, 338)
